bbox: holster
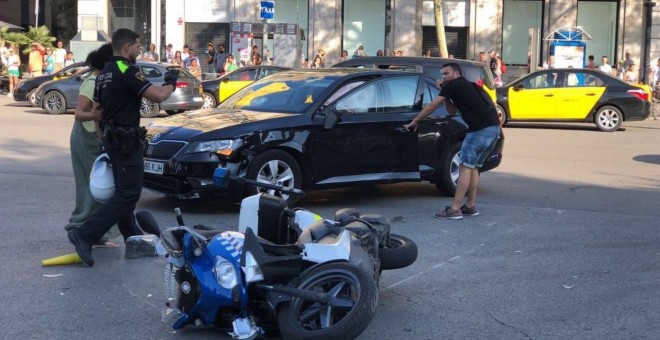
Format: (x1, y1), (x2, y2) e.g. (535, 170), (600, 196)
(103, 123), (147, 155)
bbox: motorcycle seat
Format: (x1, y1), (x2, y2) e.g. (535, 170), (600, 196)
(297, 220), (334, 245)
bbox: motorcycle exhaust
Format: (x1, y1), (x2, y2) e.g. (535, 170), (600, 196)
(256, 283), (330, 304)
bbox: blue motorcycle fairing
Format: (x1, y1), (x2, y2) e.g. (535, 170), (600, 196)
(172, 232), (249, 330)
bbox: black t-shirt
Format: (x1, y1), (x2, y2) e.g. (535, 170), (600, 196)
(94, 56), (152, 129)
(439, 77), (499, 132)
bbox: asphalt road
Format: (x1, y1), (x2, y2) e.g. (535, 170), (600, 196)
(1, 95), (659, 340)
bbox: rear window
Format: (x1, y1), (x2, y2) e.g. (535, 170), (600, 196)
(140, 66), (162, 78)
(165, 66), (195, 79)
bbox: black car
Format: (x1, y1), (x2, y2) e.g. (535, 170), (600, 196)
(200, 65), (291, 108)
(142, 69), (504, 201)
(12, 62), (88, 106)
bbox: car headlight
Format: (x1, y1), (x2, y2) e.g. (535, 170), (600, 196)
(186, 139), (242, 156)
(214, 257), (238, 289)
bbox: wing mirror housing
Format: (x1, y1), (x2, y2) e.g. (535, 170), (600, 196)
(323, 108), (340, 129)
(513, 84), (523, 91)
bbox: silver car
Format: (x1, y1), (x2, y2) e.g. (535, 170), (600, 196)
(37, 62), (204, 117)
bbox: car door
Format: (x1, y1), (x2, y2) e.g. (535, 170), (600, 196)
(309, 75), (420, 186)
(219, 68), (258, 102)
(64, 71), (90, 108)
(508, 71), (559, 119)
(556, 70), (607, 119)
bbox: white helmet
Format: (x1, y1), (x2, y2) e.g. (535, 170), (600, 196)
(90, 153), (115, 203)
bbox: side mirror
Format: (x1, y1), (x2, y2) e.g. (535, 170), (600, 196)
(513, 84), (523, 91)
(323, 108), (340, 129)
(222, 78), (230, 83)
(76, 75), (83, 81)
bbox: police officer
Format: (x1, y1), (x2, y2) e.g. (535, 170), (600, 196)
(67, 28), (177, 266)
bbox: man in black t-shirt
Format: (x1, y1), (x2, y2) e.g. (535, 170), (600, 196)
(405, 62), (500, 220)
(66, 28), (177, 266)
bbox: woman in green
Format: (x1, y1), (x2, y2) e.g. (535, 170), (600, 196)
(64, 44), (121, 247)
(224, 54), (238, 73)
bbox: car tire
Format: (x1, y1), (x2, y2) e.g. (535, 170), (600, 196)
(496, 104), (508, 126)
(246, 149), (302, 204)
(140, 98), (160, 118)
(594, 105), (622, 132)
(435, 141), (461, 197)
(202, 91), (217, 109)
(28, 89), (39, 107)
(379, 234), (418, 270)
(165, 109), (184, 116)
(43, 91), (67, 115)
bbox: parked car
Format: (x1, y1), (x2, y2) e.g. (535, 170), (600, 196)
(142, 68), (504, 201)
(36, 62), (204, 117)
(200, 65), (290, 108)
(332, 56), (497, 103)
(496, 68), (651, 132)
(13, 62), (88, 106)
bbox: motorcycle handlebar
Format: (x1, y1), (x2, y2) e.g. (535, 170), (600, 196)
(213, 167), (304, 198)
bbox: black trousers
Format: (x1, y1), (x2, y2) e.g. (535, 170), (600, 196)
(77, 141), (143, 243)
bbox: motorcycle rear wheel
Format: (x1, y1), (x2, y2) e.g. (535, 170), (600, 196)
(278, 262), (378, 340)
(379, 234), (418, 270)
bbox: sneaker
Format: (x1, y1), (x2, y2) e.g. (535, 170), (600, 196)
(7, 93), (12, 97)
(460, 204), (479, 217)
(67, 229), (94, 266)
(435, 206), (463, 220)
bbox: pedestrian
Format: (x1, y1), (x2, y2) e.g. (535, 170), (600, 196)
(164, 43), (174, 63)
(205, 42), (216, 74)
(53, 40), (67, 72)
(188, 58), (202, 79)
(488, 50), (501, 78)
(181, 44), (190, 63)
(598, 56), (612, 75)
(250, 45), (262, 66)
(623, 52), (634, 70)
(478, 51), (487, 63)
(649, 58), (660, 90)
(172, 50), (183, 67)
(223, 53), (238, 73)
(6, 47), (20, 97)
(310, 55), (323, 69)
(404, 62), (500, 220)
(43, 46), (55, 75)
(586, 55), (596, 70)
(424, 49), (432, 57)
(141, 43), (159, 62)
(66, 28), (177, 266)
(213, 43), (228, 76)
(624, 63), (638, 84)
(543, 55), (555, 69)
(317, 48), (326, 65)
(616, 61), (626, 80)
(66, 43), (121, 248)
(396, 50), (403, 56)
(376, 49), (384, 57)
(28, 42), (45, 77)
(0, 39), (7, 68)
(339, 50), (349, 61)
(64, 51), (75, 67)
(355, 45), (367, 57)
(184, 49), (199, 68)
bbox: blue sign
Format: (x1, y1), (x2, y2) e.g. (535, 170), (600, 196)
(260, 1), (274, 20)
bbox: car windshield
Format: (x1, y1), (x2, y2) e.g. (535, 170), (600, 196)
(218, 72), (342, 114)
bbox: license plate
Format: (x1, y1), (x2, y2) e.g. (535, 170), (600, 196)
(192, 97), (203, 102)
(144, 160), (164, 175)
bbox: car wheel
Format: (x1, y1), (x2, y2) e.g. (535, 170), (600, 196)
(496, 104), (508, 126)
(201, 91), (217, 108)
(594, 105), (622, 132)
(28, 89), (39, 107)
(43, 91), (67, 115)
(435, 142), (461, 197)
(140, 98), (160, 118)
(246, 149), (302, 204)
(164, 109), (184, 116)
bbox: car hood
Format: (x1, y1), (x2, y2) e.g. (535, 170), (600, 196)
(147, 107), (305, 142)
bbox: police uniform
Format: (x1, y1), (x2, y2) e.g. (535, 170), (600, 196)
(75, 56), (152, 243)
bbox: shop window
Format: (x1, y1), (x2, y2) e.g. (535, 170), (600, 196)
(502, 0), (543, 65)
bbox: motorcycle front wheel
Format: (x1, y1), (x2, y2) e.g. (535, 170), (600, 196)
(379, 233), (418, 270)
(277, 262), (378, 340)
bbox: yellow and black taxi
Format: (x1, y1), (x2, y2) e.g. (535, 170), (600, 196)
(496, 68), (651, 132)
(200, 65), (290, 108)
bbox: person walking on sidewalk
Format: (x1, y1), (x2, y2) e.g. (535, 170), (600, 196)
(404, 62), (500, 220)
(66, 28), (177, 266)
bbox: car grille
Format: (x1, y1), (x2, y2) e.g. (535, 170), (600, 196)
(144, 141), (186, 160)
(143, 173), (186, 195)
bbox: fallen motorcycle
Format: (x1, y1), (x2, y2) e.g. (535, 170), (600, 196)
(143, 167), (417, 339)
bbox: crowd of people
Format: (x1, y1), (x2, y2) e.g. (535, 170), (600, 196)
(0, 39), (77, 96)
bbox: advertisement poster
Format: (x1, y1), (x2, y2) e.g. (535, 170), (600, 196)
(554, 45), (585, 68)
(231, 33), (252, 67)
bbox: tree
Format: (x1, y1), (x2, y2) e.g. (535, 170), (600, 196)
(433, 0), (449, 58)
(22, 25), (56, 54)
(0, 26), (31, 51)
